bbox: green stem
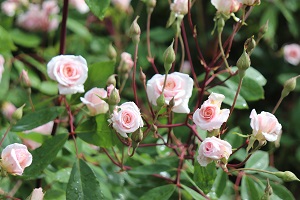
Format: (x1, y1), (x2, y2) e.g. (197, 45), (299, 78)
(218, 31), (230, 70)
(0, 124), (12, 147)
(178, 33), (185, 72)
(231, 168), (275, 176)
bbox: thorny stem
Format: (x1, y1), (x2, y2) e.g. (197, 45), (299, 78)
(132, 44), (139, 106)
(59, 0), (69, 55)
(0, 124), (12, 147)
(234, 171), (244, 199)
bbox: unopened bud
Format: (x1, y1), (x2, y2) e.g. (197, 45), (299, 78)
(107, 74), (117, 87)
(12, 104), (25, 122)
(107, 43), (117, 61)
(281, 76), (297, 98)
(131, 128), (143, 143)
(139, 68), (146, 84)
(20, 69), (31, 87)
(163, 40), (175, 72)
(129, 16), (141, 44)
(244, 36), (256, 54)
(259, 20), (268, 37)
(237, 50), (251, 79)
(274, 171), (300, 182)
(143, 0), (156, 13)
(261, 179), (272, 200)
(108, 88), (120, 105)
(156, 93), (165, 107)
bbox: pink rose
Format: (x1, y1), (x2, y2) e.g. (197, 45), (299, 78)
(29, 188), (44, 200)
(1, 143), (32, 175)
(109, 102), (143, 138)
(111, 0), (131, 11)
(23, 121), (54, 150)
(80, 87), (109, 116)
(197, 136), (232, 166)
(1, 102), (17, 121)
(193, 93), (230, 131)
(118, 52), (134, 73)
(16, 2), (59, 32)
(47, 55), (88, 95)
(146, 72), (193, 113)
(170, 0), (189, 16)
(70, 0), (89, 14)
(283, 44), (300, 66)
(211, 0), (241, 14)
(1, 1), (18, 16)
(250, 109), (282, 142)
(0, 54), (5, 83)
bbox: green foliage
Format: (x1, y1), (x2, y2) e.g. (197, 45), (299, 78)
(139, 184), (176, 200)
(85, 0), (110, 20)
(66, 159), (103, 200)
(193, 162), (217, 194)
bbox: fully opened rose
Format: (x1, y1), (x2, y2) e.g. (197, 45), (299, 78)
(47, 55), (88, 95)
(80, 87), (109, 116)
(250, 109), (282, 142)
(1, 143), (32, 175)
(146, 72), (193, 113)
(109, 102), (143, 138)
(197, 136), (232, 167)
(193, 92), (230, 131)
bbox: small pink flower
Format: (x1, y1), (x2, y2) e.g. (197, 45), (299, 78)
(109, 102), (143, 138)
(30, 188), (44, 200)
(146, 72), (193, 113)
(1, 143), (32, 175)
(118, 52), (134, 73)
(1, 102), (17, 121)
(211, 0), (241, 14)
(111, 0), (131, 11)
(107, 84), (115, 97)
(250, 109), (282, 142)
(23, 121), (54, 150)
(42, 0), (59, 15)
(1, 1), (18, 16)
(69, 0), (89, 14)
(193, 93), (230, 131)
(80, 87), (109, 116)
(0, 54), (5, 83)
(170, 0), (189, 16)
(20, 69), (31, 87)
(283, 44), (300, 66)
(197, 136), (232, 167)
(47, 55), (88, 95)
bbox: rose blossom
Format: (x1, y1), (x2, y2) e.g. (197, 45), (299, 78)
(1, 1), (18, 16)
(170, 0), (189, 16)
(47, 55), (88, 95)
(23, 121), (54, 150)
(29, 188), (44, 200)
(283, 44), (300, 66)
(250, 109), (282, 142)
(80, 87), (109, 116)
(0, 54), (5, 83)
(1, 143), (32, 175)
(197, 136), (232, 166)
(146, 72), (193, 113)
(109, 102), (143, 138)
(211, 0), (241, 14)
(1, 102), (17, 121)
(111, 0), (131, 11)
(69, 0), (89, 14)
(193, 93), (230, 131)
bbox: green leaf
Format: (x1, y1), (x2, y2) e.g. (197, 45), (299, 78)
(76, 115), (117, 148)
(11, 107), (65, 132)
(66, 159), (103, 200)
(193, 162), (217, 194)
(128, 164), (171, 175)
(0, 26), (16, 52)
(208, 86), (248, 109)
(39, 81), (59, 95)
(85, 0), (110, 20)
(10, 29), (41, 48)
(245, 150), (269, 172)
(67, 18), (92, 41)
(241, 176), (263, 200)
(217, 73), (264, 101)
(232, 66), (267, 86)
(0, 59), (11, 100)
(85, 61), (115, 90)
(181, 184), (206, 200)
(139, 184), (176, 200)
(22, 134), (68, 178)
(211, 168), (228, 198)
